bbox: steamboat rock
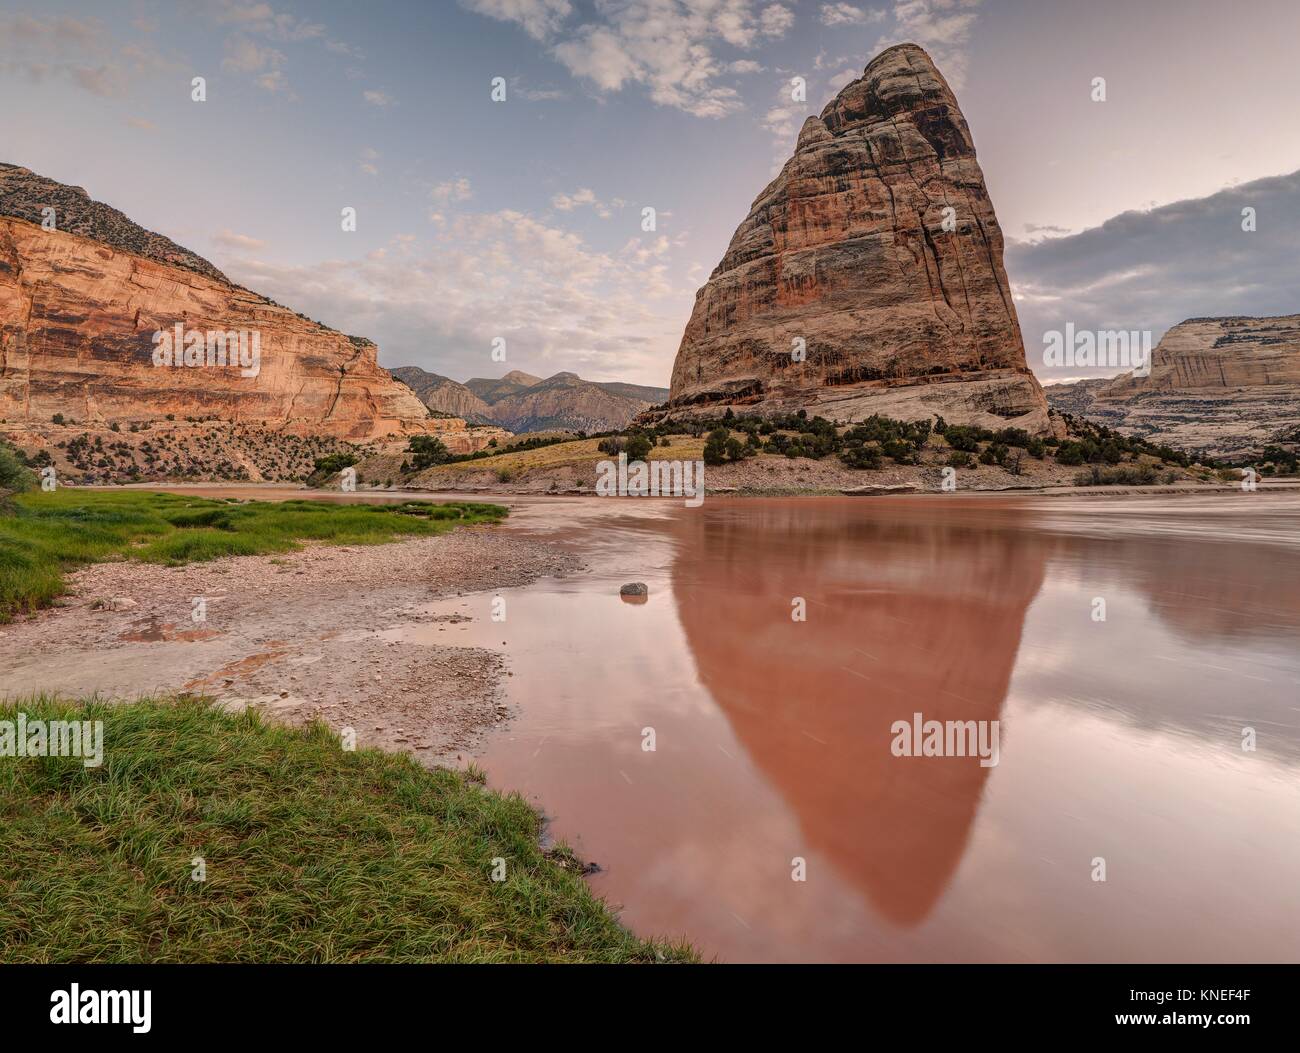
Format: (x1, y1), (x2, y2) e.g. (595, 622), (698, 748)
(661, 44), (1049, 434)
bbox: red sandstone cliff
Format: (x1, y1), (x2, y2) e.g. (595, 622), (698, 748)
(0, 164), (453, 442)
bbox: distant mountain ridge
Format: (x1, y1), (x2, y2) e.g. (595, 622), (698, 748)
(394, 367), (668, 433)
(464, 370), (543, 406)
(390, 367), (495, 424)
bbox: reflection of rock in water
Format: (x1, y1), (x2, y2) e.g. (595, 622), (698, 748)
(1038, 531), (1300, 764)
(668, 501), (1047, 927)
(1129, 539), (1300, 646)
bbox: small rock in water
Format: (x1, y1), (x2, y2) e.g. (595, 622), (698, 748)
(619, 582), (649, 604)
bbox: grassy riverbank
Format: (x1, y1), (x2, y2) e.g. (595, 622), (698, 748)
(0, 695), (692, 963)
(0, 489), (507, 621)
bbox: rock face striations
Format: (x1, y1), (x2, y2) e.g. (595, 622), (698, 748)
(0, 164), (448, 441)
(1045, 316), (1300, 458)
(662, 44), (1049, 433)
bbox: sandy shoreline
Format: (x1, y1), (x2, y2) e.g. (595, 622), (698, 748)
(6, 479), (1297, 767)
(0, 524), (581, 763)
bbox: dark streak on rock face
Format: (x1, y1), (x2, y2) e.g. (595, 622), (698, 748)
(662, 43), (1050, 435)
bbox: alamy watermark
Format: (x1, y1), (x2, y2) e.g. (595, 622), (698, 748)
(890, 712), (1000, 768)
(50, 984), (150, 1033)
(596, 451), (705, 507)
(1043, 324), (1151, 377)
(0, 712), (103, 767)
(152, 323), (261, 378)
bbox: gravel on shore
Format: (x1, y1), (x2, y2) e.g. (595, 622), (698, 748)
(0, 526), (582, 763)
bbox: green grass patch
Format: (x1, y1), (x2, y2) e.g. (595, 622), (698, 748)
(0, 490), (507, 621)
(0, 696), (692, 963)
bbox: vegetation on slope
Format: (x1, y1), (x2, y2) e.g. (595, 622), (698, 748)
(0, 489), (506, 621)
(0, 439), (35, 504)
(377, 409), (1200, 489)
(1, 419), (369, 485)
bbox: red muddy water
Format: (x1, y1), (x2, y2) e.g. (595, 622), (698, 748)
(413, 491), (1300, 962)
(119, 485), (1300, 961)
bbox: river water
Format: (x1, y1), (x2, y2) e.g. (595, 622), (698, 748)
(91, 486), (1300, 961)
(409, 490), (1300, 963)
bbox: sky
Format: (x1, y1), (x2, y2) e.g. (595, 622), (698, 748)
(2, 0), (1299, 387)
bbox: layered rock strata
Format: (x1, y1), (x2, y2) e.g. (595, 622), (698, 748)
(1045, 316), (1300, 457)
(661, 43), (1049, 434)
(0, 164), (453, 442)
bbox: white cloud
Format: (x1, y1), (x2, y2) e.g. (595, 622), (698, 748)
(762, 101), (803, 146)
(222, 36), (286, 74)
(459, 0), (574, 41)
(208, 2), (359, 91)
(510, 76), (567, 100)
(0, 13), (175, 96)
(211, 2), (325, 43)
(1021, 222), (1073, 242)
(324, 40), (363, 58)
(432, 177), (474, 205)
(467, 0), (795, 119)
(826, 66), (859, 91)
(552, 188), (595, 211)
(255, 69), (287, 92)
(551, 187), (619, 218)
(359, 147), (380, 176)
(212, 229), (268, 252)
(362, 88), (396, 106)
(218, 207), (686, 384)
(819, 3), (885, 26)
(885, 0), (983, 88)
(761, 73), (812, 159)
(759, 3), (795, 37)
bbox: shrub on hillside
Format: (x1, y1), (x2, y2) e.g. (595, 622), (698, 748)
(0, 441), (36, 496)
(1054, 440), (1091, 466)
(941, 425), (992, 453)
(840, 443), (883, 470)
(406, 435), (451, 470)
(703, 428), (729, 466)
(624, 433), (653, 461)
(1260, 446), (1299, 475)
(304, 450), (360, 488)
(1074, 463), (1162, 486)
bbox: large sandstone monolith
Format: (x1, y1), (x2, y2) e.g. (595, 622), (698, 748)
(663, 43), (1049, 434)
